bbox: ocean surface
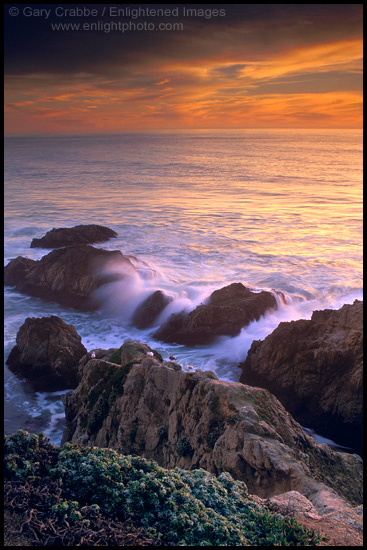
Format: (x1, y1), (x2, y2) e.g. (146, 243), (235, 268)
(4, 129), (363, 448)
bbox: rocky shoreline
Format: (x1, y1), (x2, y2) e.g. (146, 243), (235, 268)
(60, 340), (363, 506)
(4, 225), (364, 545)
(239, 300), (363, 455)
(4, 225), (281, 330)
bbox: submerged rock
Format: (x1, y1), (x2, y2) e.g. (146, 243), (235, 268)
(62, 340), (363, 511)
(6, 316), (87, 391)
(153, 282), (277, 345)
(131, 290), (173, 329)
(4, 245), (139, 310)
(239, 300), (363, 454)
(30, 224), (118, 248)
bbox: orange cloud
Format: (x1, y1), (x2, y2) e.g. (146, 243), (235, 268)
(4, 38), (363, 133)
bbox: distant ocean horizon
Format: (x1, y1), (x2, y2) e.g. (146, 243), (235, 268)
(4, 129), (363, 446)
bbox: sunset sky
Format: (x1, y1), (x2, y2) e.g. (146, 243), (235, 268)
(4, 4), (363, 134)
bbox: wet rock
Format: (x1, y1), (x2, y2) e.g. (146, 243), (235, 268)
(153, 282), (277, 345)
(4, 245), (139, 310)
(30, 224), (118, 248)
(3, 256), (37, 287)
(239, 300), (363, 454)
(131, 290), (173, 329)
(6, 316), (87, 391)
(62, 341), (363, 510)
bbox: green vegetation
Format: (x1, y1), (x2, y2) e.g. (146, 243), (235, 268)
(176, 436), (194, 457)
(4, 430), (326, 546)
(86, 361), (134, 434)
(108, 345), (124, 365)
(305, 445), (363, 507)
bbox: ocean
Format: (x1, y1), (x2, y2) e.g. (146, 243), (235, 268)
(4, 129), (363, 447)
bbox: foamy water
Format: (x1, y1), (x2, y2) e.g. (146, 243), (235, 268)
(4, 129), (363, 444)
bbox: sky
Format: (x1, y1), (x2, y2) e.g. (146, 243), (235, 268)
(4, 4), (363, 134)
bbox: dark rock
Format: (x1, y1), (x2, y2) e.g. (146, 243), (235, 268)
(3, 256), (37, 286)
(30, 224), (118, 248)
(4, 245), (139, 310)
(6, 316), (87, 391)
(239, 300), (363, 454)
(153, 282), (277, 345)
(132, 290), (173, 329)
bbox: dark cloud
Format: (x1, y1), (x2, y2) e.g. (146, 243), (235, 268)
(210, 64), (246, 79)
(4, 4), (363, 76)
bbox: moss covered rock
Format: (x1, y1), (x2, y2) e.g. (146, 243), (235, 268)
(62, 342), (363, 512)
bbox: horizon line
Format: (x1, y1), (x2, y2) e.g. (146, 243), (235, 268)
(4, 127), (363, 138)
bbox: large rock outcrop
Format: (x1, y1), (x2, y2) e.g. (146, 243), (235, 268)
(62, 341), (363, 511)
(239, 300), (363, 454)
(6, 316), (87, 391)
(153, 282), (278, 345)
(4, 245), (139, 310)
(30, 224), (118, 248)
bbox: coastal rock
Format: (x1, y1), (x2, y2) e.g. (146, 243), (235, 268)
(131, 290), (173, 329)
(153, 282), (277, 345)
(107, 340), (164, 366)
(239, 300), (363, 454)
(3, 256), (37, 287)
(62, 341), (363, 511)
(6, 316), (87, 391)
(30, 224), (118, 248)
(4, 245), (139, 310)
(252, 491), (363, 546)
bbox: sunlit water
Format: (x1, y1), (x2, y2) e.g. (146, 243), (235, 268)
(4, 129), (363, 447)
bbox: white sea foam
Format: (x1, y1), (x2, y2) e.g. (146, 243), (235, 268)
(4, 130), (363, 445)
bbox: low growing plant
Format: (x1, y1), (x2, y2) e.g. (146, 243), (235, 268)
(5, 431), (325, 546)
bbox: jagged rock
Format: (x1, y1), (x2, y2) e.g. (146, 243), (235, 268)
(4, 245), (139, 310)
(132, 290), (173, 329)
(62, 341), (363, 511)
(6, 316), (87, 391)
(153, 282), (277, 345)
(30, 224), (118, 248)
(239, 300), (363, 454)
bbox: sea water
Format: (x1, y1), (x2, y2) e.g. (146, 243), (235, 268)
(4, 129), (363, 446)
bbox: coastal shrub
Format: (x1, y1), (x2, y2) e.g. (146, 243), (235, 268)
(51, 500), (83, 523)
(4, 431), (324, 546)
(108, 346), (124, 365)
(4, 429), (58, 479)
(176, 436), (194, 457)
(207, 420), (225, 448)
(158, 420), (169, 439)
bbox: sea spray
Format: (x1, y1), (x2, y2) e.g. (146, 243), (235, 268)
(4, 130), (363, 445)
